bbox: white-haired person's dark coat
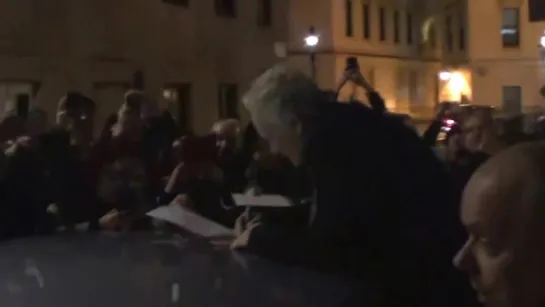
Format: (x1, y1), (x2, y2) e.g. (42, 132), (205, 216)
(233, 90), (478, 307)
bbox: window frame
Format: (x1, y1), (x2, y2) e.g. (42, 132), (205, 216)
(501, 7), (520, 48)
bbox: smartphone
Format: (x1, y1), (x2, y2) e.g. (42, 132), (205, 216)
(345, 57), (360, 72)
(15, 93), (30, 120)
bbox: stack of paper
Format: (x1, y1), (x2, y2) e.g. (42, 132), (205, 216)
(146, 203), (233, 237)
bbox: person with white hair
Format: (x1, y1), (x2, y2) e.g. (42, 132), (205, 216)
(234, 64), (478, 306)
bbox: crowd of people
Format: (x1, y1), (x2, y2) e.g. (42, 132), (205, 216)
(1, 64), (545, 307)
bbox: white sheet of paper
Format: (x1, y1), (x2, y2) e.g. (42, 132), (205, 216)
(146, 203), (233, 237)
(233, 193), (292, 207)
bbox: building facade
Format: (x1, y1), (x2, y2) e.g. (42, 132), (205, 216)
(287, 0), (442, 119)
(436, 0), (545, 118)
(0, 0), (288, 134)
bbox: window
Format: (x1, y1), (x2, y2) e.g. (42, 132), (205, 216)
(162, 0), (189, 7)
(0, 83), (34, 118)
(163, 84), (192, 134)
(362, 3), (371, 39)
(218, 84), (239, 119)
(406, 13), (413, 44)
(215, 0), (236, 18)
(459, 13), (465, 50)
(502, 8), (520, 47)
(445, 15), (453, 51)
(529, 0), (545, 22)
(345, 0), (353, 37)
(502, 86), (522, 116)
(257, 0), (272, 27)
(379, 7), (386, 41)
(393, 10), (400, 43)
(429, 25), (437, 48)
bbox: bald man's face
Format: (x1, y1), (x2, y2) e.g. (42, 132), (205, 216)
(454, 162), (545, 307)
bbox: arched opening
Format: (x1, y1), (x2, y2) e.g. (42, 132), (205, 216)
(421, 17), (437, 48)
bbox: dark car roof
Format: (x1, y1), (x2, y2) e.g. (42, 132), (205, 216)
(0, 233), (356, 307)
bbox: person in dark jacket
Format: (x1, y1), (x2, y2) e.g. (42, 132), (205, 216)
(0, 92), (98, 237)
(233, 65), (477, 307)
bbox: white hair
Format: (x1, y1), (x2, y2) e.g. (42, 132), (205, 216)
(242, 64), (322, 129)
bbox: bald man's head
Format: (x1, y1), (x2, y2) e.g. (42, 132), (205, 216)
(454, 142), (545, 307)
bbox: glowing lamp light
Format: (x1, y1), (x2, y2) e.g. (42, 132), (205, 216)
(449, 73), (466, 93)
(305, 34), (319, 47)
(439, 71), (452, 81)
(540, 35), (545, 48)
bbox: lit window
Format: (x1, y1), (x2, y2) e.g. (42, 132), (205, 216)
(502, 8), (520, 47)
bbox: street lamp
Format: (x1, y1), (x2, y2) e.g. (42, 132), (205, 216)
(304, 26), (319, 80)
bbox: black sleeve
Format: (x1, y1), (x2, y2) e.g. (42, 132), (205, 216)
(308, 118), (384, 245)
(422, 120), (443, 147)
(367, 91), (387, 114)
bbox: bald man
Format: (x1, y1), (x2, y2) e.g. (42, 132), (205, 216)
(454, 141), (545, 307)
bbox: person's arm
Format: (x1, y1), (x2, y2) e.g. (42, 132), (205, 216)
(422, 103), (451, 147)
(422, 120), (443, 147)
(366, 91), (386, 114)
(346, 71), (387, 113)
(160, 162), (189, 205)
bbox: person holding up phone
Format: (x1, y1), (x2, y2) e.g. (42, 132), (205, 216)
(336, 57), (386, 113)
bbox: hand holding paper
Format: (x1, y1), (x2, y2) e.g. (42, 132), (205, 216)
(146, 201), (233, 238)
